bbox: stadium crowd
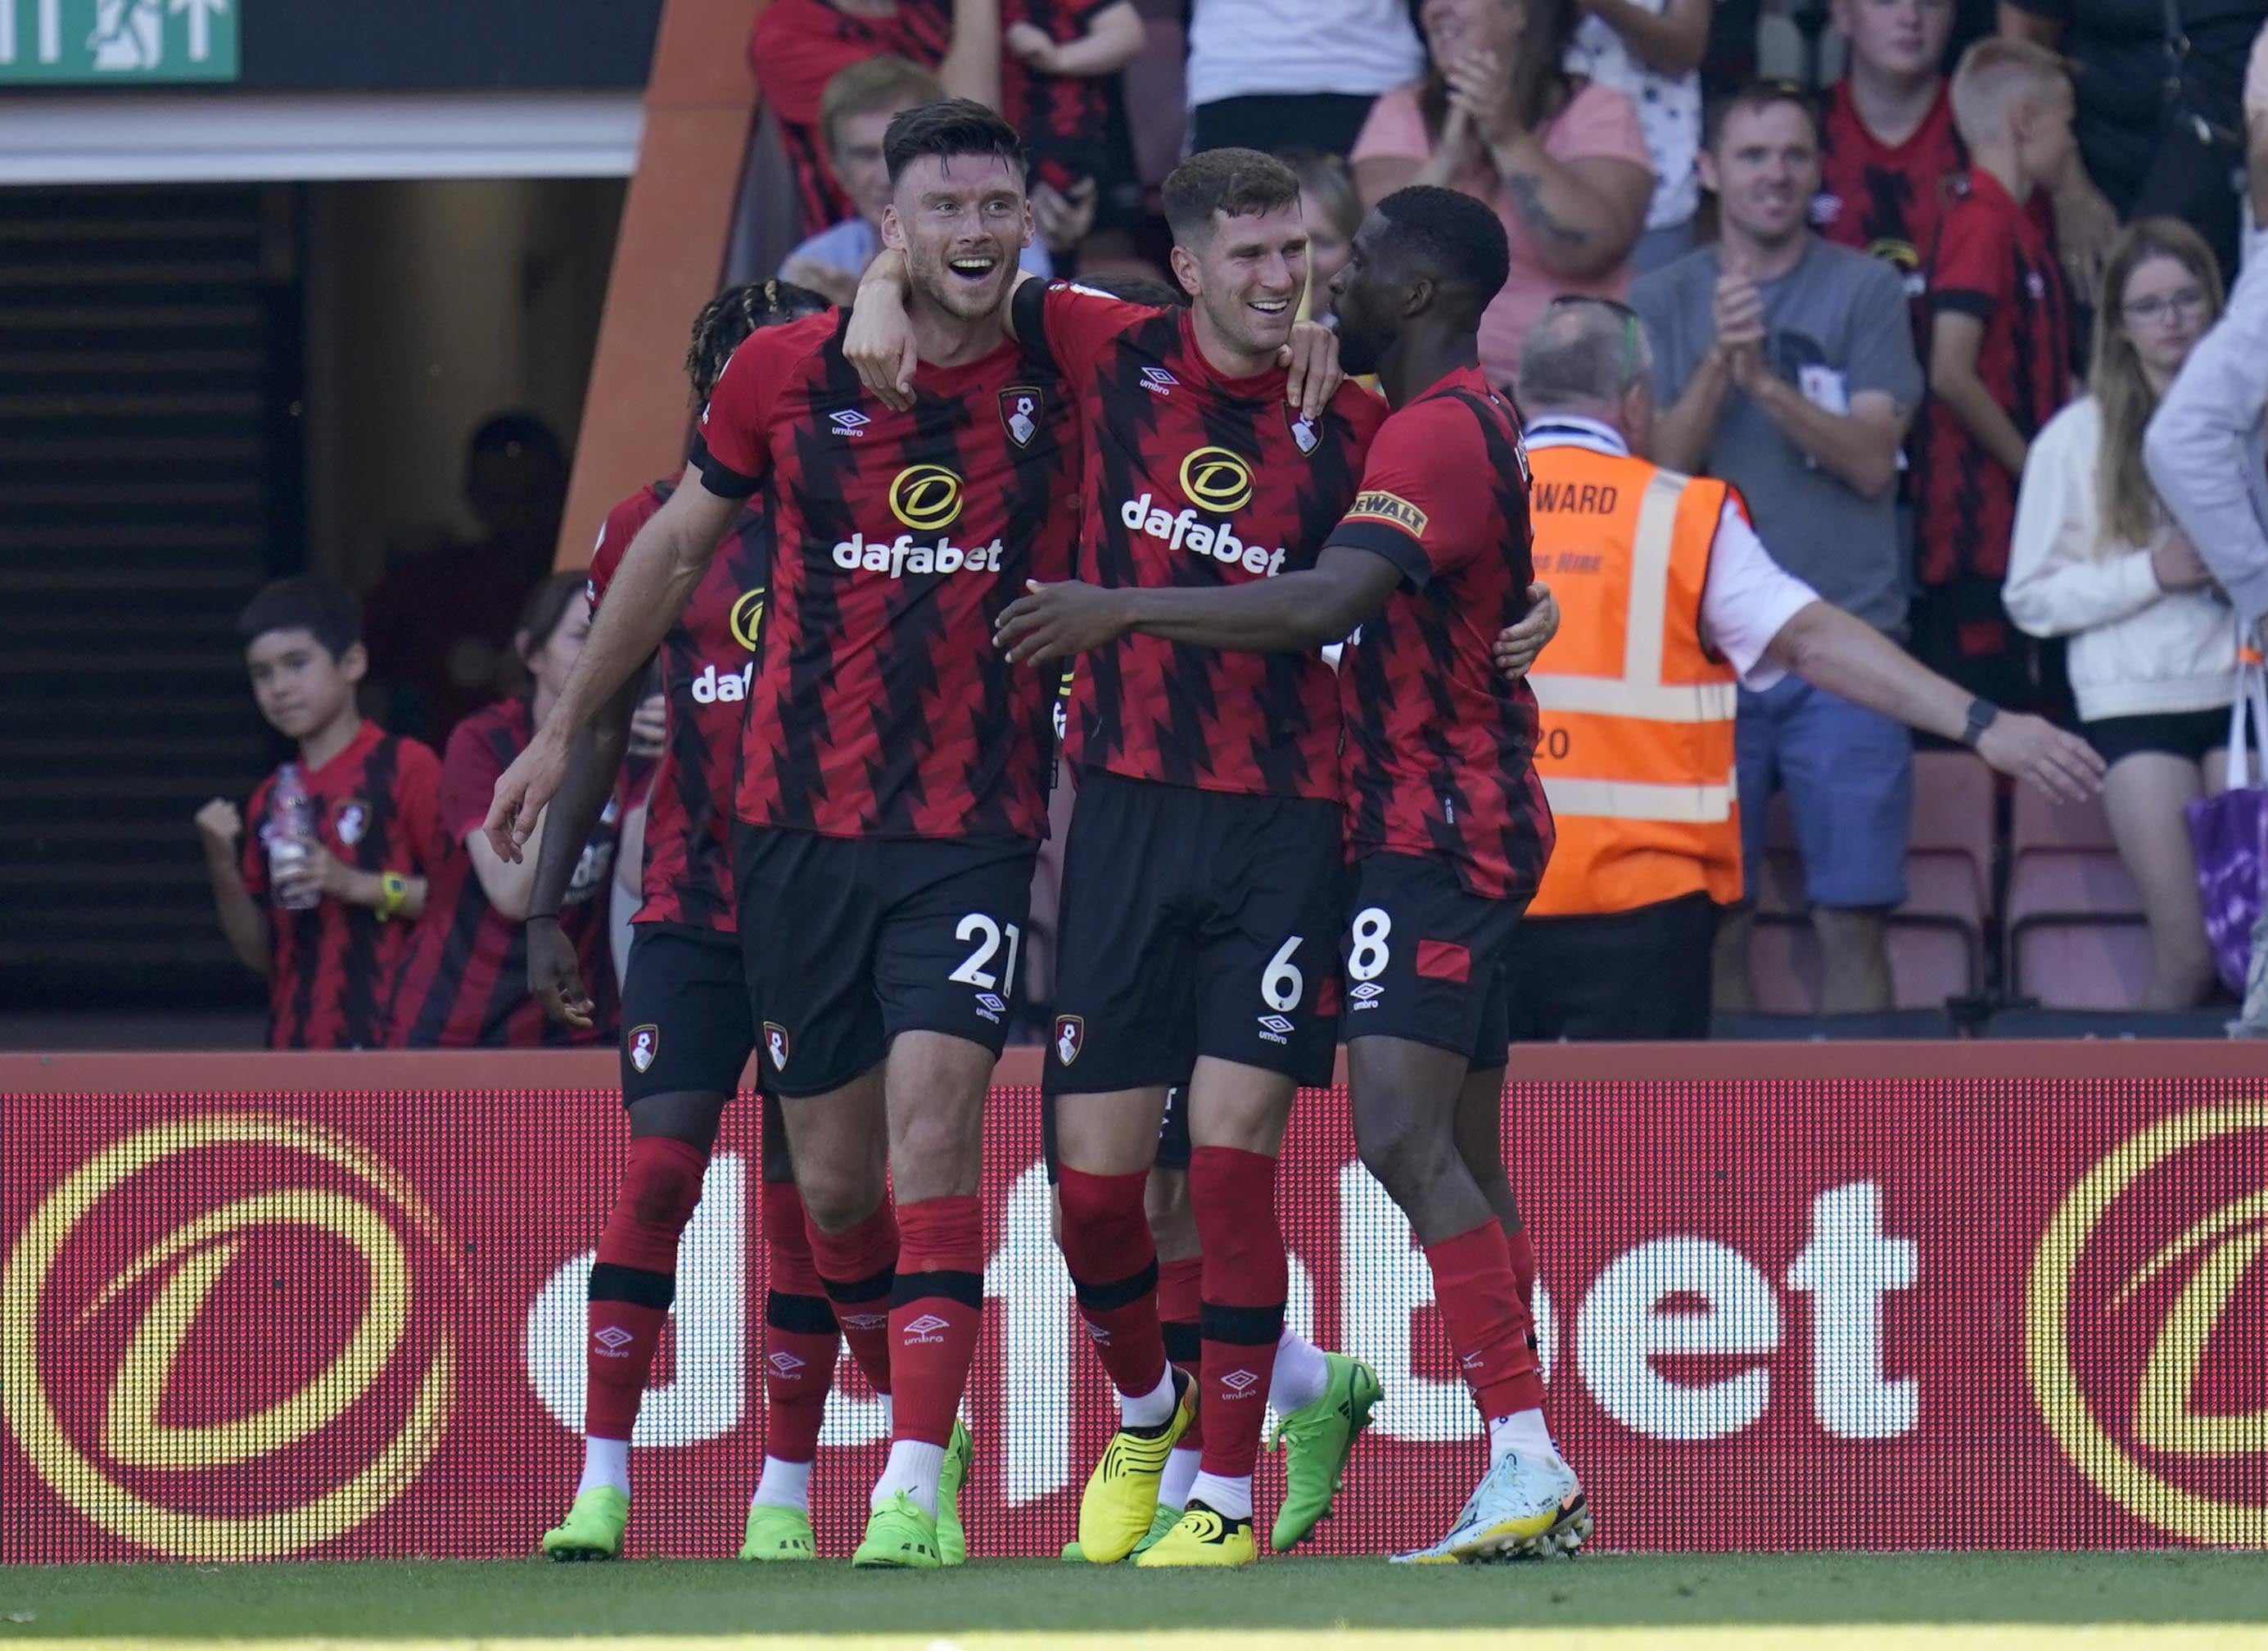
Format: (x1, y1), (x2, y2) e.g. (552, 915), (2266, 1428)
(200, 0), (2268, 1049)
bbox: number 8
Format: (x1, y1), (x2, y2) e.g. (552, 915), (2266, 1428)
(1348, 907), (1392, 982)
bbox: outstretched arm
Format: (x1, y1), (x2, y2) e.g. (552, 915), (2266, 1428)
(995, 545), (1405, 664)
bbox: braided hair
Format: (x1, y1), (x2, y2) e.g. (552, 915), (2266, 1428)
(684, 279), (829, 404)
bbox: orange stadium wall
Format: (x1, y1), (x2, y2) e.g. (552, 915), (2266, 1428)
(554, 0), (770, 571)
(2, 1043), (2263, 1561)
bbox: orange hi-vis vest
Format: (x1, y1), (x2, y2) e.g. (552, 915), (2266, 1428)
(1525, 440), (1742, 918)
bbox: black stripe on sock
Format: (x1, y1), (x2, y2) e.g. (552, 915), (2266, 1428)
(890, 1268), (984, 1309)
(766, 1290), (839, 1335)
(1200, 1300), (1285, 1347)
(589, 1261), (675, 1309)
(1163, 1321), (1201, 1366)
(1071, 1255), (1159, 1313)
(823, 1266), (894, 1306)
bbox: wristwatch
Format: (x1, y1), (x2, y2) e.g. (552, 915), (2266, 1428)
(1960, 698), (2001, 749)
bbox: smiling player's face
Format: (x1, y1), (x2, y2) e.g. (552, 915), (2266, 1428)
(884, 152), (1032, 323)
(1174, 203), (1309, 364)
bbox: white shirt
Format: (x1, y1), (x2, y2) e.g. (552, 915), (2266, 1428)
(1564, 3), (1701, 230)
(1524, 415), (1819, 691)
(1184, 0), (1426, 106)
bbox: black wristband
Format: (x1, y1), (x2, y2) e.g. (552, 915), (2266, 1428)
(1960, 697), (2000, 749)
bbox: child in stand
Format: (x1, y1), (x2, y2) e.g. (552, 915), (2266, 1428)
(195, 577), (445, 1048)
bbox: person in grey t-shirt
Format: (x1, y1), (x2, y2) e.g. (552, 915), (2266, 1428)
(1629, 81), (1924, 1020)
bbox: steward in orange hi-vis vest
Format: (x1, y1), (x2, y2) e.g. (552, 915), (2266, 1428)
(1522, 432), (1742, 919)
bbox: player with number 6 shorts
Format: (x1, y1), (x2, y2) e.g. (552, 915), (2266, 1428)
(994, 184), (1585, 1563)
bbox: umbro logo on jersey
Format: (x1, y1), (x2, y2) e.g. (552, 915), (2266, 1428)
(1257, 1013), (1295, 1044)
(594, 1326), (635, 1355)
(904, 1314), (951, 1344)
(1350, 981), (1384, 1011)
(1141, 366), (1178, 396)
(976, 991), (1006, 1026)
(1220, 1368), (1260, 1394)
(840, 1311), (887, 1331)
(830, 408), (872, 436)
(627, 1024), (659, 1074)
(769, 1350), (806, 1376)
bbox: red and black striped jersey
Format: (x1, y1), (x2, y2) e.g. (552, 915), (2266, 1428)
(748, 0), (952, 237)
(1001, 0), (1127, 195)
(1910, 170), (2072, 586)
(1813, 82), (1967, 297)
(1010, 279), (1388, 801)
(693, 309), (1076, 841)
(242, 720), (445, 1049)
(386, 697), (619, 1047)
(589, 478), (768, 933)
(1327, 367), (1554, 900)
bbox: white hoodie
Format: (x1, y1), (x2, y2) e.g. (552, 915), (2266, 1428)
(2005, 396), (2238, 724)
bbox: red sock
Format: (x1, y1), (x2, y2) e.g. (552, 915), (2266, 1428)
(807, 1201), (898, 1398)
(1505, 1223), (1537, 1309)
(1190, 1147), (1286, 1484)
(1056, 1166), (1169, 1401)
(585, 1136), (707, 1441)
(762, 1180), (839, 1464)
(1425, 1219), (1544, 1420)
(891, 1194), (983, 1447)
(1158, 1255), (1204, 1450)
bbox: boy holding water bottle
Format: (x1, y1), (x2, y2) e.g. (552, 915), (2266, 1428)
(195, 577), (447, 1047)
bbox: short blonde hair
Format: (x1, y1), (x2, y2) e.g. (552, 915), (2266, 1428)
(820, 56), (943, 155)
(1949, 37), (2067, 148)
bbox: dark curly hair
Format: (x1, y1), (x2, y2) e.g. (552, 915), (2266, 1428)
(684, 279), (830, 404)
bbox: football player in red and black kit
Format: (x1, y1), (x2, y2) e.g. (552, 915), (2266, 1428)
(852, 146), (1375, 1568)
(997, 185), (1589, 1564)
(490, 102), (1075, 1572)
(530, 282), (868, 1565)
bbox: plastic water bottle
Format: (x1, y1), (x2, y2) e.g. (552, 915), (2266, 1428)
(269, 763), (319, 911)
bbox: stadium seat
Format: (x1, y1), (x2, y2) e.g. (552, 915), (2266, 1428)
(2004, 789), (2151, 1010)
(1747, 752), (1995, 1011)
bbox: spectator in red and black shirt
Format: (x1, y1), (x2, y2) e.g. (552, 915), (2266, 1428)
(389, 572), (620, 1047)
(749, 0), (999, 239)
(1002, 0), (1144, 249)
(1814, 0), (1964, 296)
(196, 577), (445, 1049)
(1909, 38), (2076, 707)
(993, 183), (1578, 1564)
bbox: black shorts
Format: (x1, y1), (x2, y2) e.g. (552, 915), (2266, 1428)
(1041, 1080), (1192, 1183)
(2083, 708), (2229, 767)
(734, 826), (1037, 1099)
(620, 924), (761, 1102)
(1339, 852), (1525, 1069)
(1046, 769), (1342, 1094)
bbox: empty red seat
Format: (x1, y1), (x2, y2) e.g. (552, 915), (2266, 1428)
(2004, 789), (2149, 1008)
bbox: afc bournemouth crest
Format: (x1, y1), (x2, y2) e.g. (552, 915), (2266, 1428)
(627, 1024), (660, 1074)
(764, 1021), (791, 1072)
(1288, 406), (1321, 455)
(1001, 386), (1043, 449)
(334, 800), (368, 847)
(1054, 1014), (1084, 1067)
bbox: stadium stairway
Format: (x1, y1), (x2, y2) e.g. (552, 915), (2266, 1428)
(0, 184), (296, 1010)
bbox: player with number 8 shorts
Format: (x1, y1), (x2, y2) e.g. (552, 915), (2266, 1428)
(993, 184), (1585, 1563)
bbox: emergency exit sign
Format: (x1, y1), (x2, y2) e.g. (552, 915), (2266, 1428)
(0, 0), (237, 83)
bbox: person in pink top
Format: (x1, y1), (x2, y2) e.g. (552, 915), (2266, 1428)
(1350, 0), (1652, 388)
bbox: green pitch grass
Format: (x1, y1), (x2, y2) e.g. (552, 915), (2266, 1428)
(1, 1554), (2264, 1644)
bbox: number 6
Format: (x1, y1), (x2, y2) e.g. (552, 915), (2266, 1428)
(1262, 935), (1303, 1011)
